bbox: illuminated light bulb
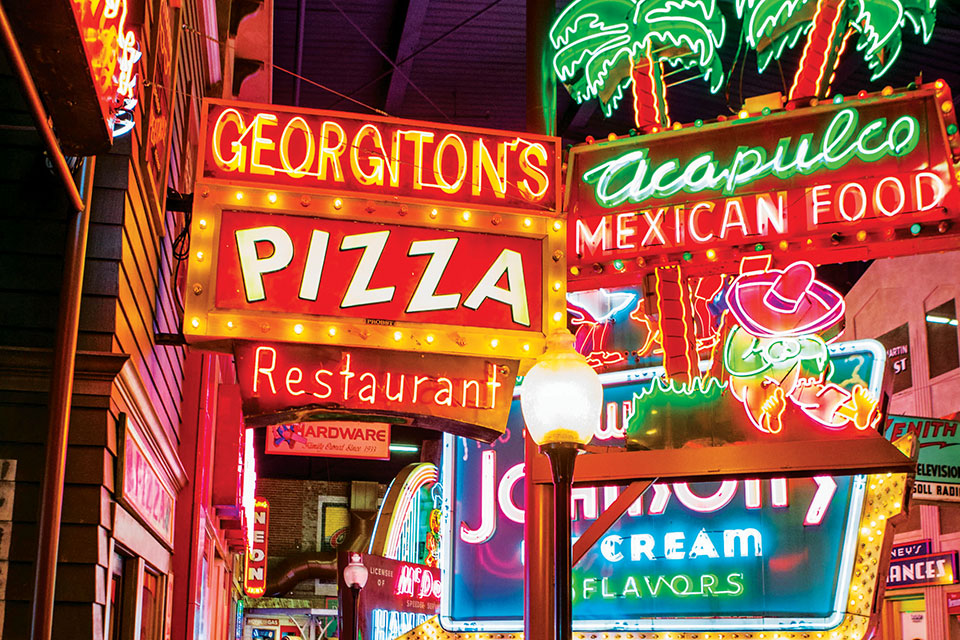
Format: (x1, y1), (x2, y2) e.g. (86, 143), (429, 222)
(778, 240), (789, 251)
(671, 122), (682, 130)
(553, 281), (562, 291)
(910, 223), (922, 236)
(523, 217), (532, 228)
(235, 191), (244, 201)
(761, 107), (771, 116)
(195, 251), (204, 261)
(858, 90), (868, 99)
(425, 334), (434, 344)
(754, 243), (764, 251)
(717, 115), (727, 121)
(552, 311), (563, 322)
(882, 85), (894, 96)
(942, 101), (954, 114)
(191, 317), (200, 328)
(328, 327), (337, 337)
(198, 219), (207, 229)
(856, 230), (868, 242)
(694, 119), (703, 127)
(393, 331), (403, 341)
(462, 210), (471, 221)
(612, 259), (625, 272)
(430, 209), (439, 218)
(607, 132), (617, 141)
(833, 94), (844, 104)
(705, 249), (717, 261)
(948, 123), (958, 135)
(585, 136), (595, 144)
(569, 266), (580, 276)
(226, 320), (235, 329)
(628, 128), (637, 136)
(553, 220), (563, 232)
(293, 323), (304, 335)
(682, 251), (693, 261)
(267, 192), (278, 204)
(785, 102), (796, 111)
(809, 98), (819, 107)
(490, 339), (499, 348)
(522, 343), (530, 352)
(738, 110), (749, 119)
(936, 79), (946, 90)
(334, 198), (343, 209)
(650, 126), (660, 133)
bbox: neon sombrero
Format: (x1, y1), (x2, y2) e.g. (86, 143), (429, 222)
(725, 261), (845, 338)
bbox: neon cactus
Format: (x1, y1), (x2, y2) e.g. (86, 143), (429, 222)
(549, 0), (726, 129)
(735, 0), (939, 100)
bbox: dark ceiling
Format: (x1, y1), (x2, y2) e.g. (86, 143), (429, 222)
(273, 0), (960, 143)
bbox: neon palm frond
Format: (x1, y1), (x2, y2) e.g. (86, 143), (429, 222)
(851, 0), (937, 81)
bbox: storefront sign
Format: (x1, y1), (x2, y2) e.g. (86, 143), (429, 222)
(441, 340), (905, 634)
(187, 100), (566, 362)
(235, 342), (517, 441)
(886, 551), (958, 589)
(884, 415), (960, 501)
(118, 419), (176, 547)
(244, 498), (269, 597)
(891, 540), (932, 560)
(565, 86), (960, 288)
(201, 101), (559, 213)
(337, 552), (440, 640)
(265, 421), (391, 460)
(946, 590), (960, 615)
(877, 324), (912, 393)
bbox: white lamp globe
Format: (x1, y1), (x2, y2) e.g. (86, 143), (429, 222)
(343, 552), (369, 589)
(521, 329), (603, 446)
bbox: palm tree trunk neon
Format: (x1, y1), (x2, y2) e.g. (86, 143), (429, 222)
(655, 265), (697, 383)
(631, 47), (670, 131)
(789, 0), (848, 100)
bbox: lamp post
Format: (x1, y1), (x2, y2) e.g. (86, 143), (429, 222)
(342, 552), (368, 640)
(520, 330), (603, 640)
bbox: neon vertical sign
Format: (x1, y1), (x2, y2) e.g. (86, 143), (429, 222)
(244, 498), (269, 597)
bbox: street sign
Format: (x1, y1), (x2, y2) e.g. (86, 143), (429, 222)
(440, 344), (911, 635)
(565, 84), (960, 289)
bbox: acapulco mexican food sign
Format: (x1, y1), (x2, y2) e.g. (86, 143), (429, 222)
(566, 85), (960, 288)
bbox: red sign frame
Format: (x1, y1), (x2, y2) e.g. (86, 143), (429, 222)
(565, 84), (960, 289)
(235, 341), (517, 441)
(244, 497), (269, 597)
(118, 417), (176, 547)
(200, 99), (560, 215)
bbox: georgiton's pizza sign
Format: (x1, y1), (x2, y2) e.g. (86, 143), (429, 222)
(441, 342), (905, 635)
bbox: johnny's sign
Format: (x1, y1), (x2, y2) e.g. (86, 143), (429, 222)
(235, 342), (516, 441)
(566, 85), (960, 288)
(201, 99), (559, 214)
(442, 345), (909, 636)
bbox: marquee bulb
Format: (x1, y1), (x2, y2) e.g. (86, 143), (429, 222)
(294, 323), (304, 335)
(462, 210), (471, 221)
(198, 219), (207, 229)
(191, 317), (200, 328)
(334, 198), (343, 209)
(523, 217), (532, 228)
(328, 327), (337, 337)
(267, 192), (278, 203)
(393, 331), (403, 341)
(235, 191), (244, 201)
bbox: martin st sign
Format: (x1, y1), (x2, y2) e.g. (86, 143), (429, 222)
(565, 84), (960, 288)
(184, 100), (565, 362)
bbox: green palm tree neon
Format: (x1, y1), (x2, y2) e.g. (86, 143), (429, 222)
(736, 0), (938, 100)
(549, 0), (727, 129)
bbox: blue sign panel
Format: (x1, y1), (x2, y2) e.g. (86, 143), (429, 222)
(886, 551), (958, 589)
(441, 341), (884, 633)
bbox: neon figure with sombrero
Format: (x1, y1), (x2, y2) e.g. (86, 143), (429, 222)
(723, 257), (880, 435)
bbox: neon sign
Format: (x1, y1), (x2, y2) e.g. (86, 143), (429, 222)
(201, 101), (559, 213)
(440, 336), (904, 635)
(235, 342), (516, 441)
(565, 85), (960, 286)
(244, 498), (269, 597)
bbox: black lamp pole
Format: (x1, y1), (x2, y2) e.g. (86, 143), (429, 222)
(350, 584), (361, 640)
(542, 442), (582, 640)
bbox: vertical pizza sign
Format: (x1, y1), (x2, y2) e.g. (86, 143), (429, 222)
(244, 497), (269, 597)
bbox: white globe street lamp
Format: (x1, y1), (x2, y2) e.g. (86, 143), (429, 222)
(520, 329), (603, 640)
(343, 552), (368, 640)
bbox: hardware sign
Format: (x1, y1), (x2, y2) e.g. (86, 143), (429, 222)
(565, 86), (960, 288)
(265, 421), (391, 460)
(202, 100), (560, 214)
